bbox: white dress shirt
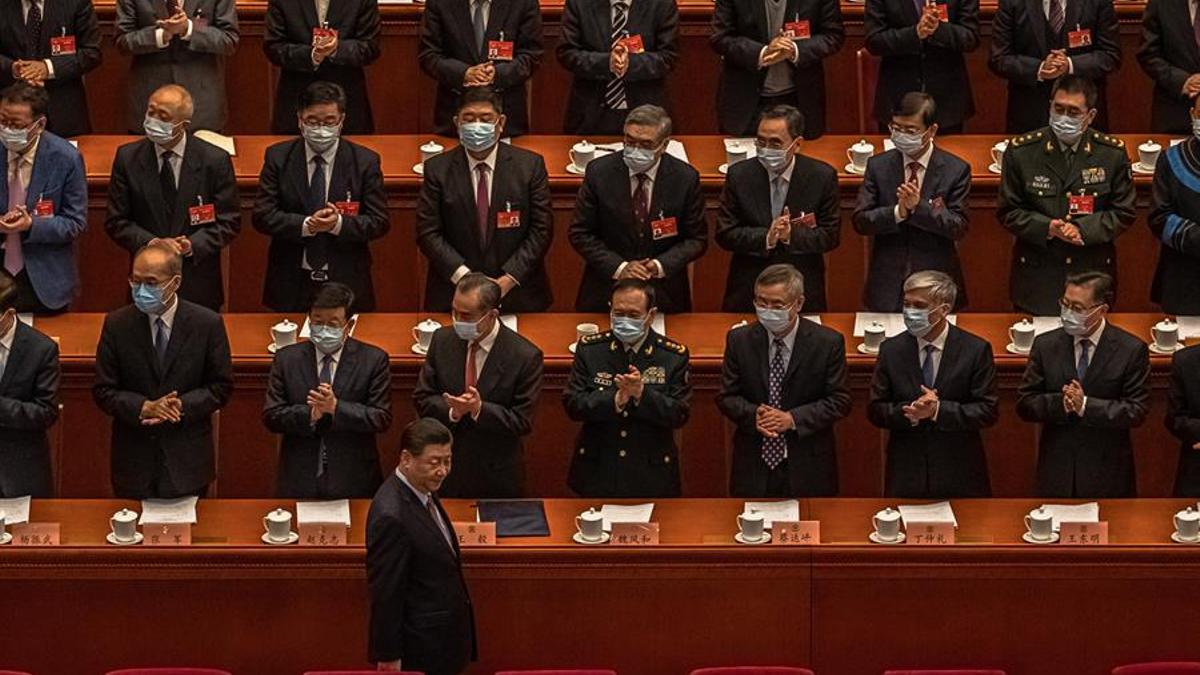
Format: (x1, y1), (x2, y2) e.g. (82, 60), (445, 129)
(450, 145), (501, 283)
(471, 0), (492, 31)
(0, 315), (16, 381)
(19, 1), (55, 80)
(148, 294), (180, 350)
(314, 344), (344, 384)
(1037, 0), (1076, 78)
(449, 318), (500, 422)
(764, 156), (796, 251)
(614, 157), (665, 279)
(764, 316), (800, 459)
(155, 133), (187, 185)
(916, 321), (949, 385)
(301, 140), (344, 270)
(1071, 319), (1105, 413)
(394, 467), (454, 545)
(893, 141), (935, 223)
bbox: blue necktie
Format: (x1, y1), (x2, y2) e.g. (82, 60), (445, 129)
(921, 344), (936, 388)
(762, 338), (787, 470)
(1076, 339), (1091, 382)
(316, 354), (333, 477)
(154, 318), (169, 366)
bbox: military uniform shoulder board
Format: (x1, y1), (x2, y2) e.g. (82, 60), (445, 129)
(580, 331), (612, 345)
(1090, 130), (1124, 149)
(1009, 129), (1045, 148)
(655, 335), (688, 355)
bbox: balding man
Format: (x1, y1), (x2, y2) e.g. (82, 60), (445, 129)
(105, 85), (240, 311)
(94, 242), (233, 499)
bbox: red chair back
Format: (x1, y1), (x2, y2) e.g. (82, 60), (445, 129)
(106, 670), (232, 675)
(304, 671), (424, 675)
(884, 671), (1006, 675)
(495, 671), (617, 675)
(0, 670), (33, 675)
(1113, 664), (1200, 675)
(691, 662), (811, 667)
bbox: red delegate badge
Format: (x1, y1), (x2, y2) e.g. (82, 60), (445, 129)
(189, 202), (215, 225)
(620, 34), (645, 52)
(312, 26), (338, 42)
(650, 214), (678, 240)
(33, 198), (53, 217)
(1068, 27), (1092, 49)
(487, 40), (514, 61)
(49, 35), (76, 55)
(1068, 194), (1095, 216)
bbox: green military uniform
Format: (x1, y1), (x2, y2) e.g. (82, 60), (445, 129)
(997, 127), (1136, 315)
(562, 329), (691, 497)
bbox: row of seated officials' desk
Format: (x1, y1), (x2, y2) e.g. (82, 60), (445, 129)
(74, 133), (1181, 316)
(77, 0), (1165, 137)
(41, 312), (1189, 499)
(3, 498), (1198, 675)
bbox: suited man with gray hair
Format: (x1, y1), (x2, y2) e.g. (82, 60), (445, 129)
(115, 0), (239, 133)
(868, 270), (998, 497)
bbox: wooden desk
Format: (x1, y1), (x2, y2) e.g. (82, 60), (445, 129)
(2, 497), (1199, 675)
(72, 133), (1176, 316)
(34, 312), (1188, 499)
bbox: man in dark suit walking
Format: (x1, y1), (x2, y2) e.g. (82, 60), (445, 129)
(106, 85), (240, 312)
(264, 282), (390, 499)
(0, 0), (101, 137)
(419, 0), (543, 137)
(253, 81), (389, 314)
(868, 271), (998, 497)
(264, 0), (380, 135)
(716, 263), (851, 497)
(716, 105), (839, 312)
(1137, 0), (1200, 134)
(558, 0), (679, 135)
(0, 271), (59, 497)
(1017, 271), (1150, 497)
(367, 417), (476, 675)
(416, 88), (553, 314)
(989, 0), (1120, 133)
(413, 274), (543, 498)
(710, 0), (843, 138)
(569, 104), (707, 313)
(93, 242), (233, 499)
(1167, 344), (1200, 496)
(852, 92), (970, 312)
(865, 0), (977, 133)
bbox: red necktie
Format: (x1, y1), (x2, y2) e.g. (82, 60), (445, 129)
(907, 161), (920, 186)
(465, 342), (479, 389)
(632, 173), (648, 227)
(475, 163), (490, 246)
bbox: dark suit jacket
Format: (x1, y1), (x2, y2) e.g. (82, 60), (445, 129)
(1167, 345), (1200, 496)
(0, 0), (101, 137)
(851, 146), (971, 311)
(715, 154), (840, 312)
(1148, 137), (1200, 315)
(988, 0), (1120, 133)
(868, 325), (998, 497)
(263, 338), (391, 499)
(415, 144), (553, 313)
(1016, 324), (1150, 497)
(557, 0), (679, 135)
(418, 0), (543, 137)
(716, 319), (851, 496)
(710, 0), (844, 138)
(0, 321), (59, 498)
(865, 0), (978, 130)
(366, 473), (476, 675)
(105, 135), (240, 311)
(1137, 0), (1200, 134)
(263, 0), (380, 134)
(252, 138), (389, 312)
(568, 152), (708, 313)
(92, 300), (233, 499)
(413, 324), (543, 498)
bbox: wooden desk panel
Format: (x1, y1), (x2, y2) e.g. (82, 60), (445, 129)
(1, 498), (1198, 675)
(34, 312), (1184, 499)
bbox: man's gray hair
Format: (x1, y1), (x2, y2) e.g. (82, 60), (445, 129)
(903, 270), (957, 308)
(754, 264), (805, 302)
(624, 104), (672, 144)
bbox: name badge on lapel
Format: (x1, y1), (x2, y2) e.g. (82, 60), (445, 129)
(782, 19), (811, 39)
(1081, 167), (1106, 185)
(928, 2), (949, 21)
(33, 195), (53, 218)
(334, 191), (360, 216)
(50, 30), (76, 55)
(790, 211), (817, 229)
(188, 197), (216, 225)
(487, 32), (514, 61)
(1068, 192), (1094, 216)
(650, 212), (678, 240)
(620, 34), (646, 53)
(642, 366), (666, 385)
(1068, 25), (1092, 49)
(497, 201), (521, 229)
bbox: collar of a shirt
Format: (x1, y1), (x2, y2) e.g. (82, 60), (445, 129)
(467, 144), (500, 173)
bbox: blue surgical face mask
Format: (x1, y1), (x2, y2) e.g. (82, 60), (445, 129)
(758, 147), (792, 174)
(890, 128), (927, 158)
(132, 279), (174, 315)
(459, 121), (498, 153)
(144, 115), (179, 146)
(1191, 116), (1200, 140)
(453, 316), (483, 342)
(623, 145), (658, 173)
(755, 305), (795, 335)
(309, 324), (345, 355)
(1061, 305), (1098, 336)
(1049, 112), (1086, 146)
(0, 123), (35, 153)
(301, 122), (341, 153)
(902, 305), (946, 338)
(611, 315), (648, 345)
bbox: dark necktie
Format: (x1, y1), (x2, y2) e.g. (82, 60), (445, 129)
(907, 161), (920, 186)
(307, 155), (330, 273)
(26, 1), (42, 57)
(1049, 0), (1065, 35)
(427, 496), (456, 553)
(1076, 339), (1091, 382)
(316, 353), (333, 477)
(160, 151), (178, 217)
(475, 163), (490, 247)
(762, 337), (787, 470)
(604, 2), (629, 110)
(154, 318), (169, 366)
(465, 342), (479, 389)
(921, 344), (936, 388)
(632, 172), (649, 227)
(472, 0), (487, 53)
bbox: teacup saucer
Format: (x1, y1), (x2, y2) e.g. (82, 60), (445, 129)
(718, 163), (730, 175)
(1149, 342), (1183, 355)
(1005, 342), (1031, 355)
(1022, 531), (1059, 545)
(410, 343), (429, 356)
(568, 342), (577, 354)
(1171, 531), (1200, 544)
(572, 531), (610, 545)
(735, 532), (771, 545)
(565, 163), (586, 176)
(0, 531), (11, 545)
(106, 532), (144, 546)
(1132, 162), (1156, 175)
(262, 531), (300, 545)
(844, 163), (866, 175)
(413, 163), (425, 176)
(267, 342), (281, 354)
(988, 162), (1002, 175)
(856, 343), (879, 355)
(868, 531), (905, 545)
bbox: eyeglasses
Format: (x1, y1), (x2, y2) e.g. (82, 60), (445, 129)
(127, 278), (171, 289)
(1058, 298), (1103, 313)
(888, 123), (926, 135)
(752, 299), (797, 311)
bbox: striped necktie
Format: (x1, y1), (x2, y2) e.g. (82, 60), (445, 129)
(604, 2), (630, 110)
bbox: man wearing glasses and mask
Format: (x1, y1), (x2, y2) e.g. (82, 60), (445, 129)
(853, 92), (971, 312)
(998, 75), (1135, 316)
(1017, 271), (1150, 497)
(717, 263), (850, 497)
(716, 104), (840, 313)
(564, 278), (690, 497)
